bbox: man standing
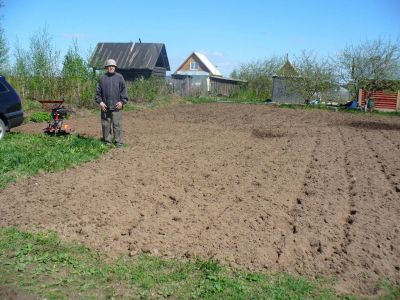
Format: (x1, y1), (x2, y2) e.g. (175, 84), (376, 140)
(95, 59), (128, 148)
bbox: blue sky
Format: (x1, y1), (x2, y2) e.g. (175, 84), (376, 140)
(2, 0), (400, 76)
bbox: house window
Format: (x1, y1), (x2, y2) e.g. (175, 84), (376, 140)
(190, 61), (199, 70)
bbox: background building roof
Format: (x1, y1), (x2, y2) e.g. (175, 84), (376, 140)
(90, 42), (170, 71)
(193, 52), (222, 76)
(174, 52), (222, 76)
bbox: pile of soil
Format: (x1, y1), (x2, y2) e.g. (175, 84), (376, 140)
(1, 103), (399, 296)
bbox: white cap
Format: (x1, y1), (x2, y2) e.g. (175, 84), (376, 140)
(104, 59), (117, 68)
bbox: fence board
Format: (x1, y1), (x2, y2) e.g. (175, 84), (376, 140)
(360, 90), (399, 110)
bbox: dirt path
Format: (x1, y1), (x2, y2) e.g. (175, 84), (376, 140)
(1, 103), (399, 296)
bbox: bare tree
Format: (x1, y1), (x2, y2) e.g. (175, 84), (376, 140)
(335, 37), (400, 97)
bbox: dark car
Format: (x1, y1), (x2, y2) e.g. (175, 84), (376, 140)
(0, 75), (24, 139)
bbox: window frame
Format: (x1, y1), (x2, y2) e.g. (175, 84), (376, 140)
(190, 61), (199, 71)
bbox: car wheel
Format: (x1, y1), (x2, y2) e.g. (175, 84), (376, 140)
(0, 119), (6, 140)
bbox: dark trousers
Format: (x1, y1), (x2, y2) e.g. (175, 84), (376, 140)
(101, 110), (123, 144)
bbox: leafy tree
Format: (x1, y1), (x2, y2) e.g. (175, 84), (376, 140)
(62, 39), (90, 80)
(0, 27), (7, 73)
(13, 42), (30, 77)
(10, 42), (30, 97)
(25, 27), (61, 99)
(335, 37), (400, 97)
(0, 0), (8, 73)
(230, 69), (238, 79)
(289, 51), (336, 101)
(231, 56), (284, 99)
(61, 40), (96, 107)
(29, 27), (60, 78)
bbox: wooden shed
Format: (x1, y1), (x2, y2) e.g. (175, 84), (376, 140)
(358, 80), (400, 111)
(358, 89), (400, 111)
(272, 59), (303, 104)
(209, 75), (247, 97)
(90, 42), (170, 81)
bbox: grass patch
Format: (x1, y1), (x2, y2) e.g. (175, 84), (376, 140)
(278, 103), (334, 111)
(123, 102), (141, 112)
(21, 98), (43, 112)
(0, 227), (380, 299)
(29, 111), (52, 123)
(0, 132), (109, 189)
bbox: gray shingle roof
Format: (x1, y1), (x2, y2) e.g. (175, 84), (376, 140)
(90, 42), (170, 71)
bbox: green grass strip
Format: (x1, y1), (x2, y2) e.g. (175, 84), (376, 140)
(2, 227), (395, 299)
(0, 132), (109, 189)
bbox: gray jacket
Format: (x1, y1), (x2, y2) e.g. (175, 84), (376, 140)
(95, 72), (128, 109)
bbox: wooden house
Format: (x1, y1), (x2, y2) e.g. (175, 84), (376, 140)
(172, 52), (246, 96)
(90, 42), (170, 81)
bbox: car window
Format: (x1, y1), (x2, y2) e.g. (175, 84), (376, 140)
(0, 82), (9, 93)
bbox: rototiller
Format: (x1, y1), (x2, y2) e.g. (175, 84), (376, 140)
(38, 99), (72, 135)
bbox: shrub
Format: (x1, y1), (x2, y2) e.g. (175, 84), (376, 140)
(30, 111), (51, 123)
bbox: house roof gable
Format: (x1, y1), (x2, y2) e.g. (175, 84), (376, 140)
(174, 52), (222, 76)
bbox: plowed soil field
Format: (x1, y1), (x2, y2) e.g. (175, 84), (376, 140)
(1, 103), (399, 296)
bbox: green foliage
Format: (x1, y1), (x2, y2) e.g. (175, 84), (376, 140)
(6, 29), (399, 110)
(0, 1), (8, 73)
(13, 43), (30, 78)
(9, 44), (30, 97)
(8, 29), (99, 108)
(229, 86), (269, 101)
(7, 27), (62, 101)
(60, 40), (99, 108)
(231, 56), (284, 100)
(377, 279), (400, 300)
(359, 79), (400, 93)
(335, 37), (400, 98)
(29, 111), (51, 123)
(0, 25), (8, 73)
(0, 227), (373, 299)
(21, 98), (42, 111)
(185, 96), (217, 104)
(0, 132), (109, 189)
(127, 76), (171, 103)
(62, 40), (90, 80)
(277, 60), (299, 77)
(30, 27), (59, 78)
(289, 51), (336, 101)
(62, 76), (98, 108)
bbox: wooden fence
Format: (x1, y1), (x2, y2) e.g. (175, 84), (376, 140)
(169, 77), (208, 97)
(358, 89), (400, 111)
(209, 76), (247, 97)
(169, 76), (246, 97)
